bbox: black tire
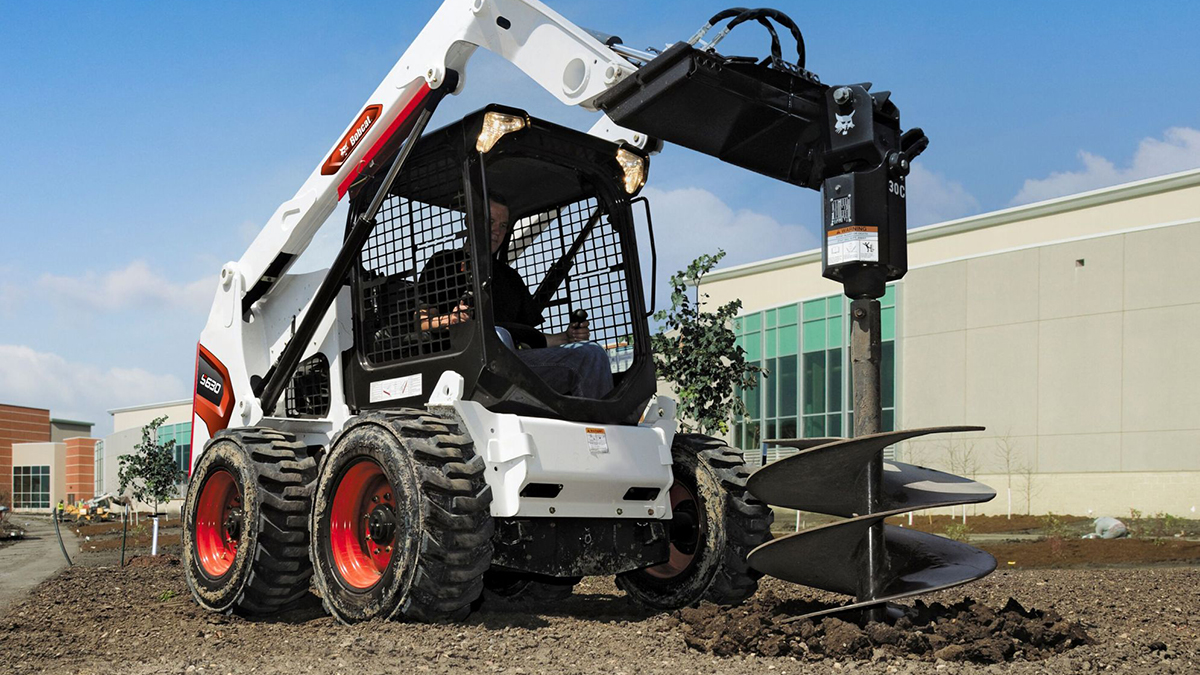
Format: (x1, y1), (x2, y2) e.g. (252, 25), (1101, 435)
(482, 569), (580, 603)
(616, 434), (772, 610)
(183, 427), (317, 615)
(310, 410), (493, 624)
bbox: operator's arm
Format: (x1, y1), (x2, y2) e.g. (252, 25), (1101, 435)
(416, 249), (473, 330)
(417, 302), (473, 331)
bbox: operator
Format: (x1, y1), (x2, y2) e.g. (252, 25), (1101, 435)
(417, 194), (614, 399)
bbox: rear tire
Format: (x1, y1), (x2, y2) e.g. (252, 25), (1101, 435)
(183, 427), (317, 615)
(616, 434), (772, 610)
(310, 410), (493, 624)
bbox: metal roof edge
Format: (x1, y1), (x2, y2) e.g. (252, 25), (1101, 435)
(50, 418), (94, 427)
(106, 399), (192, 415)
(701, 167), (1200, 285)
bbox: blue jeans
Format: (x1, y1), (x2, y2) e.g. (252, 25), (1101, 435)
(496, 327), (614, 399)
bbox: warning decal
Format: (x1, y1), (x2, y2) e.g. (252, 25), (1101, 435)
(370, 374), (422, 403)
(585, 427), (609, 454)
(827, 225), (879, 265)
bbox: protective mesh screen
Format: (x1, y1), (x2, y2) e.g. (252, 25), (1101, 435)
(285, 353), (330, 418)
(357, 155), (470, 364)
(507, 197), (634, 373)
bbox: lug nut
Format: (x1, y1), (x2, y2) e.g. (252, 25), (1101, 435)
(384, 493), (392, 501)
(372, 495), (379, 503)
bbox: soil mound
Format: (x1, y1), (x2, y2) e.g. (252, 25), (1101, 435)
(124, 554), (181, 568)
(676, 592), (1091, 663)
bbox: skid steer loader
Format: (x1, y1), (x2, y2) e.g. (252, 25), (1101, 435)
(184, 0), (995, 625)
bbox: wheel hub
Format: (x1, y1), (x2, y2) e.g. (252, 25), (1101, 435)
(367, 504), (396, 543)
(224, 507), (244, 542)
(668, 505), (699, 555)
(644, 482), (704, 579)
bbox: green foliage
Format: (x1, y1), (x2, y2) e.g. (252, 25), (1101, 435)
(117, 416), (185, 514)
(1040, 513), (1071, 540)
(942, 522), (972, 542)
(157, 589), (177, 602)
(651, 250), (764, 435)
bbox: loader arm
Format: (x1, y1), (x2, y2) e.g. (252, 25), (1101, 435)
(235, 0), (642, 316)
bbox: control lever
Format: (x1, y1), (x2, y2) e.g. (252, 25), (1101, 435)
(570, 308), (588, 328)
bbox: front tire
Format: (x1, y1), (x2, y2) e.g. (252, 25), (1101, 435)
(616, 434), (772, 610)
(310, 411), (493, 624)
(183, 428), (317, 615)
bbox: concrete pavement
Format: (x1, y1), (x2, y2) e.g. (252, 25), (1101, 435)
(0, 515), (70, 613)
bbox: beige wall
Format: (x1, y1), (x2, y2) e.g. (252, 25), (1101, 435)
(898, 221), (1200, 483)
(111, 400), (192, 434)
(701, 169), (1200, 314)
(12, 442), (64, 512)
(697, 170), (1200, 517)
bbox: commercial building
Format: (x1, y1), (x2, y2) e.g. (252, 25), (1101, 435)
(703, 169), (1200, 518)
(95, 399), (192, 514)
(1, 403), (97, 511)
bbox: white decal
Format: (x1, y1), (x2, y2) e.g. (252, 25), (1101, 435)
(585, 427), (609, 454)
(835, 110), (856, 136)
(826, 226), (879, 265)
(370, 374), (423, 403)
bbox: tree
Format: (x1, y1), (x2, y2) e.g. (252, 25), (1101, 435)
(118, 416), (185, 515)
(652, 250), (764, 435)
(992, 431), (1026, 519)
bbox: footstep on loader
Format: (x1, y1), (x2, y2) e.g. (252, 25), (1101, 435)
(183, 0), (995, 624)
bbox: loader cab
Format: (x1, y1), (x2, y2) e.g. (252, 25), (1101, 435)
(341, 105), (656, 425)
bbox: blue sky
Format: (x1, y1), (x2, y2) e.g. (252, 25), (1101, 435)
(3, 1), (1200, 433)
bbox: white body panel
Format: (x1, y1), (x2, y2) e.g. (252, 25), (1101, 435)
(429, 372), (679, 519)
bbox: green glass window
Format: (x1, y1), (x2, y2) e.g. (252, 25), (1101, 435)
(732, 285), (897, 450)
(803, 320), (826, 352)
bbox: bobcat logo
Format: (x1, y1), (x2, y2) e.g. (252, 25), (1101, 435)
(834, 110), (856, 136)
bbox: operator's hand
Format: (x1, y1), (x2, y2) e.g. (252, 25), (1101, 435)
(445, 301), (473, 326)
(565, 320), (589, 343)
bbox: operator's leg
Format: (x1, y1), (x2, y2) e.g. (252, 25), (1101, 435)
(516, 342), (614, 399)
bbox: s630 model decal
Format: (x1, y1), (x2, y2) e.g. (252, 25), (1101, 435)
(193, 343), (234, 438)
(321, 104), (383, 175)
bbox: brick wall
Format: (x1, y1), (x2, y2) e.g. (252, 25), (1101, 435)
(64, 437), (96, 503)
(0, 404), (51, 507)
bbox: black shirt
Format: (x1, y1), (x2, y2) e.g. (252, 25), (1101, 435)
(418, 249), (543, 328)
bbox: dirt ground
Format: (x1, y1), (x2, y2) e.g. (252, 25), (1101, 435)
(1, 554), (1196, 673)
(0, 516), (1195, 674)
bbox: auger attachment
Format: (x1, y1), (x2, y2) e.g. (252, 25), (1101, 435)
(744, 426), (997, 621)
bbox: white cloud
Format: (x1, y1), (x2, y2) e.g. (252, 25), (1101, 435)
(0, 344), (185, 433)
(0, 282), (23, 314)
(1013, 127), (1200, 205)
(38, 260), (213, 313)
(906, 162), (981, 226)
(637, 186), (816, 307)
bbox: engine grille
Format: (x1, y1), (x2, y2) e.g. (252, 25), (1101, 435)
(285, 353), (331, 418)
